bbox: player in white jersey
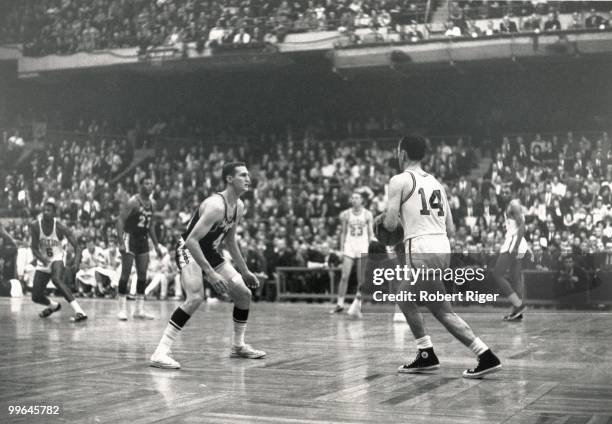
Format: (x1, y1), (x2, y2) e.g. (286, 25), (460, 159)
(30, 198), (87, 322)
(490, 200), (528, 321)
(382, 135), (501, 378)
(330, 192), (374, 318)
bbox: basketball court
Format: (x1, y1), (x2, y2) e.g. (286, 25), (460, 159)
(2, 298), (611, 423)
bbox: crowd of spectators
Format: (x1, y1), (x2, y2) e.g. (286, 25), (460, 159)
(2, 121), (612, 301)
(3, 0), (612, 56)
(443, 3), (611, 40)
(0, 0), (431, 56)
(450, 1), (612, 21)
(451, 131), (612, 274)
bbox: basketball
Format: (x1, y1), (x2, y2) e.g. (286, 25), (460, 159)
(374, 214), (404, 246)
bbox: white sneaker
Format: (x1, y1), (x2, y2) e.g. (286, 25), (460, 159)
(133, 311), (155, 320)
(150, 350), (181, 369)
(117, 310), (128, 321)
(347, 299), (362, 319)
(230, 344), (266, 359)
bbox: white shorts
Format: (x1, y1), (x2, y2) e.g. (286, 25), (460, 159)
(404, 234), (451, 269)
(35, 259), (64, 274)
(343, 240), (368, 259)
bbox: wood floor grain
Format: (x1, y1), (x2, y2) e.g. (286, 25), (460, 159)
(1, 298), (611, 424)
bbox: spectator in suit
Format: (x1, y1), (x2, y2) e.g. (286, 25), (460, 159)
(0, 224), (19, 296)
(544, 12), (562, 31)
(404, 21), (424, 42)
(527, 243), (553, 271)
(556, 254), (589, 296)
(523, 13), (541, 32)
(585, 9), (605, 29)
(499, 15), (518, 33)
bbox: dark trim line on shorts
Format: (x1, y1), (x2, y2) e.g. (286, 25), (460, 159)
(408, 239), (414, 269)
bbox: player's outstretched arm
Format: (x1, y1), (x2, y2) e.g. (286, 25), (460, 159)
(224, 201), (259, 288)
(148, 199), (162, 257)
(29, 221), (48, 266)
(366, 210), (375, 243)
(339, 210), (348, 252)
(443, 187), (455, 239)
(116, 197), (137, 254)
(383, 174), (408, 232)
(510, 201), (526, 254)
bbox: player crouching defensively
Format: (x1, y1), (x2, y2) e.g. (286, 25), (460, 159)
(381, 135), (501, 378)
(150, 162), (265, 369)
(30, 198), (87, 322)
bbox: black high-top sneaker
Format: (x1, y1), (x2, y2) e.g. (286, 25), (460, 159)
(398, 348), (440, 373)
(463, 349), (502, 378)
(503, 304), (526, 321)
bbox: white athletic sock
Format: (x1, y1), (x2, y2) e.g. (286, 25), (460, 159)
(69, 300), (85, 315)
(337, 297), (345, 307)
(157, 324), (180, 355)
(508, 293), (522, 308)
(118, 295), (127, 312)
(136, 296), (144, 314)
(416, 335), (433, 350)
(49, 299), (59, 310)
(469, 337), (488, 356)
(233, 322), (247, 347)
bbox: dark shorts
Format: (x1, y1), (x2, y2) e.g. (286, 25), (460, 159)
(493, 252), (522, 283)
(122, 233), (149, 256)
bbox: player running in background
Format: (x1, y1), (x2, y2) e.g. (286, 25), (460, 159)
(116, 177), (162, 320)
(490, 199), (529, 321)
(383, 135), (501, 378)
(30, 198), (87, 322)
(150, 162), (265, 369)
(330, 191), (374, 318)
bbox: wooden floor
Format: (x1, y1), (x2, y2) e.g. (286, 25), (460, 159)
(1, 298), (612, 424)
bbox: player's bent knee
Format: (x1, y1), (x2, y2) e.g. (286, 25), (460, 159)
(231, 276), (252, 306)
(184, 290), (205, 310)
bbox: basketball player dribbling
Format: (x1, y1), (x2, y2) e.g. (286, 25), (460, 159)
(330, 191), (374, 318)
(150, 162), (265, 369)
(30, 198), (87, 322)
(490, 199), (528, 321)
(383, 135), (501, 378)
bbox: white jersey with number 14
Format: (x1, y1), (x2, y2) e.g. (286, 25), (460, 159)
(400, 169), (449, 241)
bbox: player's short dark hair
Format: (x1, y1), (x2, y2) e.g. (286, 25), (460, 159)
(398, 134), (427, 161)
(222, 162), (247, 184)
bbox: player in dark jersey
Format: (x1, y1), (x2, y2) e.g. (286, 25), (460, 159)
(116, 177), (162, 321)
(150, 162), (265, 369)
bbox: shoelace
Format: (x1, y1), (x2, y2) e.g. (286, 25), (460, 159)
(468, 356), (482, 373)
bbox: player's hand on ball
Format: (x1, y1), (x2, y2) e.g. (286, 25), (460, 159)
(155, 246), (163, 258)
(207, 271), (229, 294)
(243, 272), (260, 289)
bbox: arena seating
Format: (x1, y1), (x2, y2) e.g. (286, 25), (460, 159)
(2, 118), (612, 306)
(0, 0), (432, 56)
